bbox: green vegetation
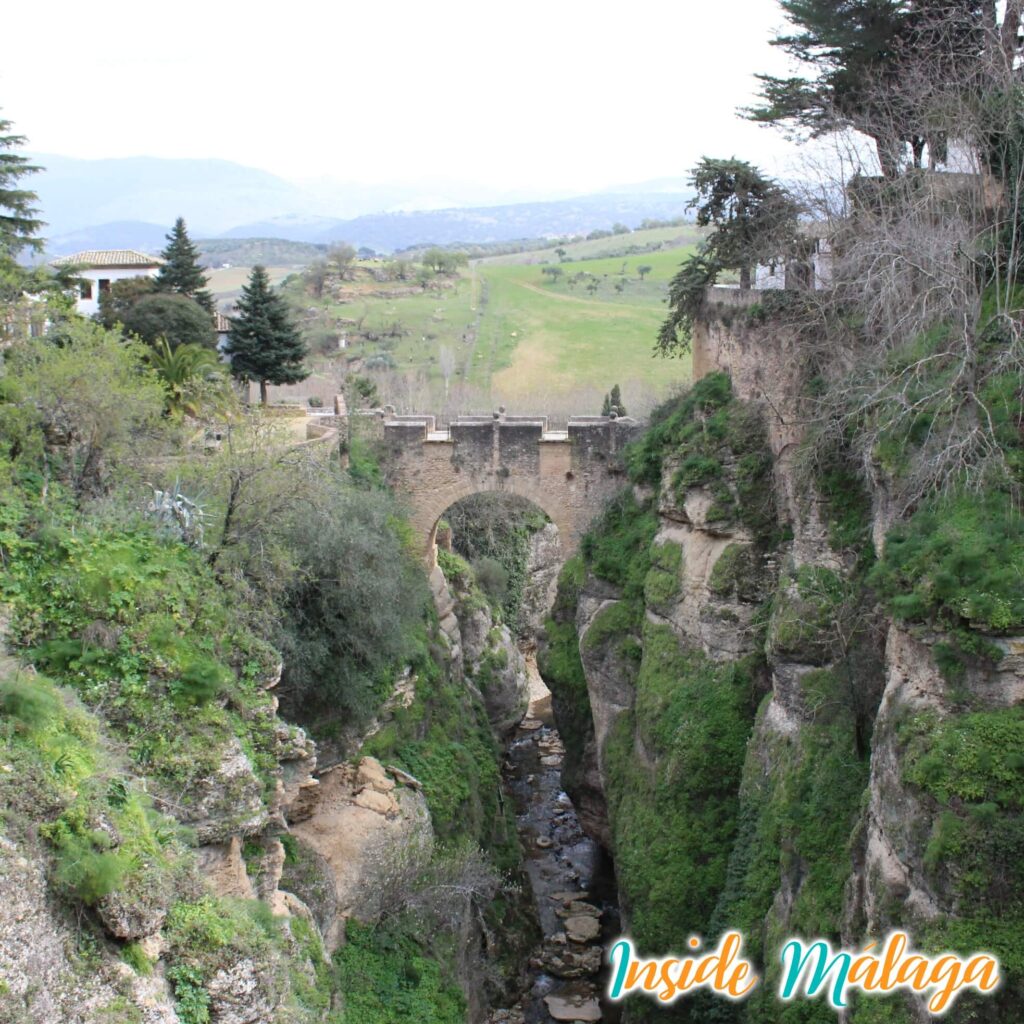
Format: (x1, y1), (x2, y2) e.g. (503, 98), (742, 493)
(768, 565), (846, 665)
(627, 372), (775, 540)
(334, 920), (465, 1024)
(657, 159), (800, 352)
(606, 624), (756, 953)
(154, 217), (215, 314)
(123, 292), (216, 350)
(0, 291), (509, 1017)
(898, 707), (1024, 994)
(714, 681), (870, 1024)
(443, 492), (549, 630)
(538, 557), (592, 779)
(708, 543), (763, 602)
(580, 489), (658, 600)
(277, 228), (694, 417)
(643, 539), (683, 611)
(0, 112), (43, 259)
(871, 493), (1024, 636)
(225, 264), (309, 405)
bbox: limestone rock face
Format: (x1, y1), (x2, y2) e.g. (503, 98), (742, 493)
(288, 760), (431, 951)
(544, 993), (602, 1022)
(848, 624), (1024, 943)
(273, 722), (319, 824)
(520, 522), (563, 636)
(440, 561), (530, 736)
(0, 835), (178, 1023)
(197, 836), (257, 900)
(206, 955), (286, 1024)
(169, 736), (268, 845)
(96, 869), (171, 940)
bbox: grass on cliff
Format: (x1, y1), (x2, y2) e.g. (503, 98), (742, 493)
(900, 706), (1024, 981)
(605, 624), (757, 955)
(1, 510), (281, 801)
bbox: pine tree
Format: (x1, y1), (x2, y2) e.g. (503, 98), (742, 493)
(0, 113), (44, 260)
(155, 217), (214, 313)
(224, 265), (308, 405)
(609, 384), (626, 417)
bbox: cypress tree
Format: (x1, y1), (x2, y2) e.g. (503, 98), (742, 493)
(224, 265), (308, 405)
(610, 384), (626, 416)
(155, 217), (215, 313)
(0, 113), (44, 259)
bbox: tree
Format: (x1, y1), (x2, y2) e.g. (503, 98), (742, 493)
(304, 258), (329, 299)
(145, 339), (228, 419)
(97, 276), (157, 328)
(610, 384), (626, 416)
(0, 320), (166, 500)
(224, 265), (309, 405)
(155, 217), (214, 313)
(122, 293), (216, 350)
(637, 265), (653, 281)
(657, 248), (720, 356)
(0, 113), (44, 260)
(421, 247), (468, 275)
(327, 243), (357, 279)
(687, 157), (800, 289)
(746, 1), (1008, 176)
(555, 247), (568, 262)
(541, 266), (564, 284)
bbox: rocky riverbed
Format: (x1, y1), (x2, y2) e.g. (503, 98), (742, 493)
(489, 659), (621, 1024)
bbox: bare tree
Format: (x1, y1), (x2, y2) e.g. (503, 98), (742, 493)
(774, 7), (1024, 510)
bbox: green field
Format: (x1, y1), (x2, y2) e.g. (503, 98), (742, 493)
(218, 227), (698, 419)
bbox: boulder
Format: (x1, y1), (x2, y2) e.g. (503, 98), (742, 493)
(564, 915), (601, 943)
(543, 994), (602, 1022)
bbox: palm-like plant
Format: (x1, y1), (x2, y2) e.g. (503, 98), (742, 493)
(146, 338), (226, 419)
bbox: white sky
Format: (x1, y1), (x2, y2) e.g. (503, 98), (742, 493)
(1, 0), (800, 193)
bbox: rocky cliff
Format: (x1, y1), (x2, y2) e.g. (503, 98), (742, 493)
(0, 493), (536, 1023)
(540, 304), (1024, 1024)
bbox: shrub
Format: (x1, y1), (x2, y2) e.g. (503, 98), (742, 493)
(472, 556), (509, 610)
(0, 673), (62, 732)
(122, 293), (216, 350)
(334, 920), (465, 1024)
(166, 964), (210, 1024)
(171, 656), (229, 707)
(871, 492), (1024, 635)
(47, 825), (130, 905)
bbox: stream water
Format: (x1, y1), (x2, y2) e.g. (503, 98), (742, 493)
(491, 657), (622, 1024)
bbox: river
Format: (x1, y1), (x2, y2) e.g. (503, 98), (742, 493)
(490, 656), (622, 1024)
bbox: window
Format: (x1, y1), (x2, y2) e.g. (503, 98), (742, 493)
(98, 278), (111, 294)
(80, 281), (93, 300)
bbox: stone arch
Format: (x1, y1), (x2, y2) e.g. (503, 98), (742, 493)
(425, 487), (567, 571)
(378, 411), (639, 564)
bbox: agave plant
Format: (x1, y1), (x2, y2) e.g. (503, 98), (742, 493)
(146, 338), (226, 419)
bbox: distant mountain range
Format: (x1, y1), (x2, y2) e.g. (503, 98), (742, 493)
(29, 153), (693, 257)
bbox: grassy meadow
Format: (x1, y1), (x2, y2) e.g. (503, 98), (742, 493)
(211, 227), (697, 420)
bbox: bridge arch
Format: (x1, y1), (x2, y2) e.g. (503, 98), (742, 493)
(378, 411), (638, 564)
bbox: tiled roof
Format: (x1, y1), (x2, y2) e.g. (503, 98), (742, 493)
(50, 249), (165, 268)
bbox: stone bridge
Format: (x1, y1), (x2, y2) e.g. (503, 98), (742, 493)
(379, 410), (639, 560)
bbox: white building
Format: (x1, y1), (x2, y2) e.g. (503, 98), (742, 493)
(215, 311), (232, 355)
(49, 250), (165, 317)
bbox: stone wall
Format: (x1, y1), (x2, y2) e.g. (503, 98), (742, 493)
(382, 411), (639, 559)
